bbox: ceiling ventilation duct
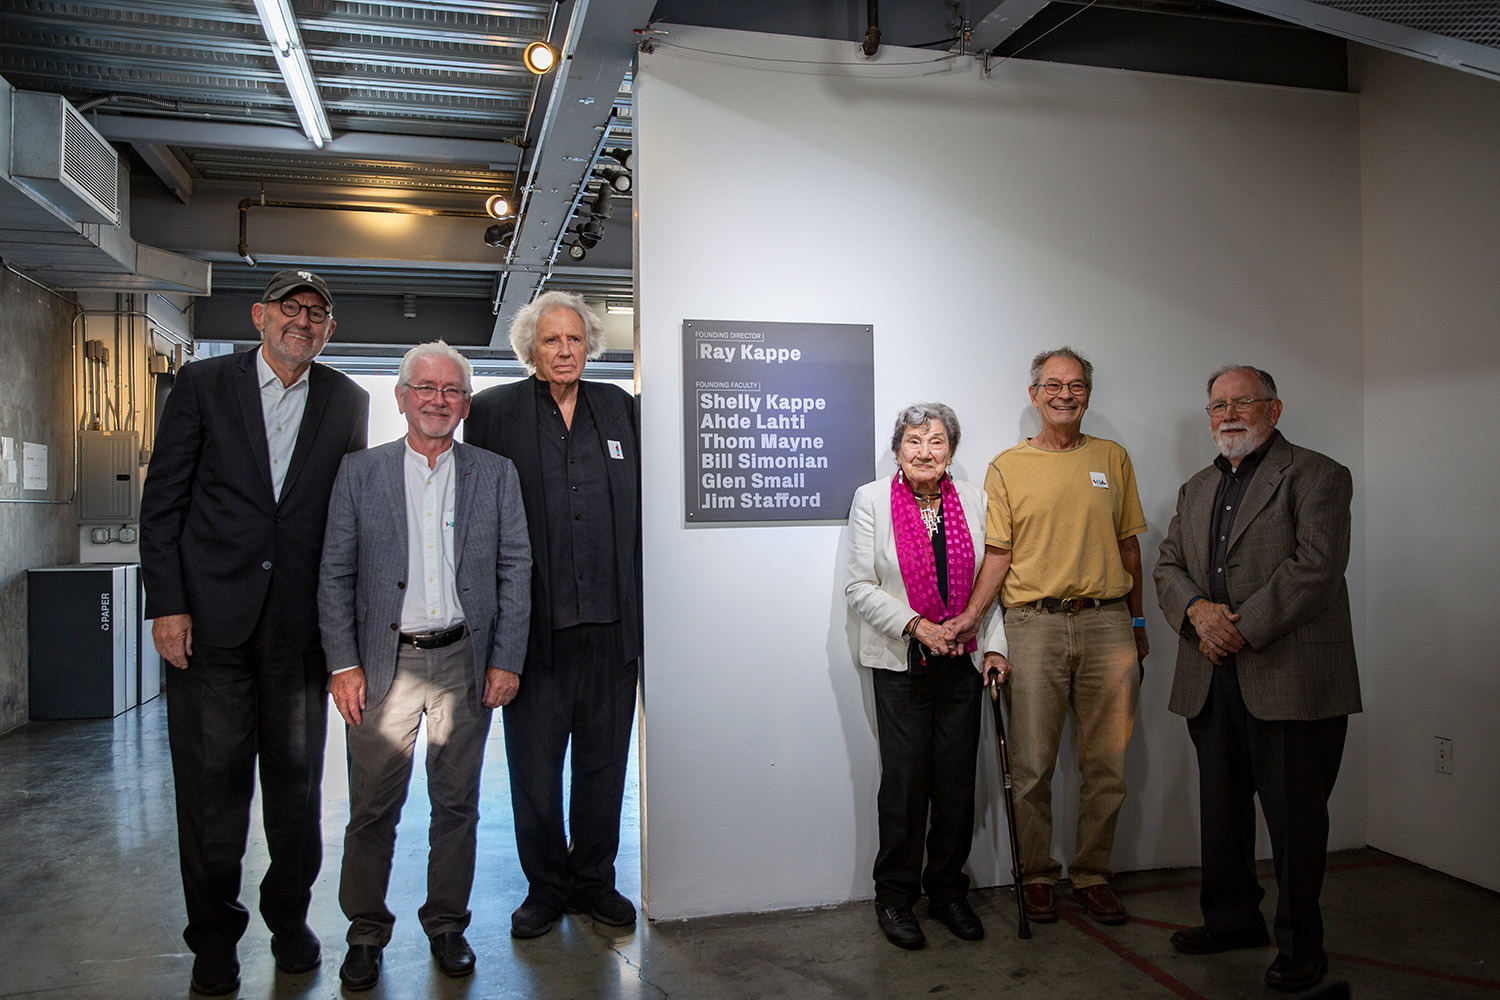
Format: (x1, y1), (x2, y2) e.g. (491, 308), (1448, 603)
(9, 90), (120, 226)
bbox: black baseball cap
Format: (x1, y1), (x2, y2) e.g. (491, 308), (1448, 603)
(261, 268), (334, 308)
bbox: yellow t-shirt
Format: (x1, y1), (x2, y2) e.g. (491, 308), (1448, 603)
(983, 435), (1146, 607)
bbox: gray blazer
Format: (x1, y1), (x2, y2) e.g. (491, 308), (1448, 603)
(318, 439), (532, 707)
(1154, 433), (1361, 722)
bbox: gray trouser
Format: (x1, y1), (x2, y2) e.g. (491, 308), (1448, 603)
(340, 639), (491, 945)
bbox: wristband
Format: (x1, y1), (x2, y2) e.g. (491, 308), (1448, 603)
(1132, 617), (1146, 628)
(1185, 596), (1203, 610)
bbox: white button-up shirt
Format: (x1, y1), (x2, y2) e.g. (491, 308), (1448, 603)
(401, 440), (464, 633)
(255, 349), (310, 502)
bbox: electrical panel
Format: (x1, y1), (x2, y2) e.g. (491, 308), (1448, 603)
(79, 430), (140, 523)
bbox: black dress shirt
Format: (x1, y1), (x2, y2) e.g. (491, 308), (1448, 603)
(1207, 430), (1280, 606)
(536, 378), (619, 628)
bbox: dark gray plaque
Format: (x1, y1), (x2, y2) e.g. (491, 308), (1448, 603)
(683, 319), (874, 523)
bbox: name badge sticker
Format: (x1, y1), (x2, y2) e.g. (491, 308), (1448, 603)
(607, 439), (624, 460)
(1089, 471), (1109, 489)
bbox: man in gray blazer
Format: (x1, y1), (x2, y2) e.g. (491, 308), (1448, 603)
(1154, 365), (1361, 995)
(318, 341), (531, 990)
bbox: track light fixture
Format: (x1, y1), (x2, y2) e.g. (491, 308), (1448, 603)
(566, 242), (586, 261)
(588, 185), (613, 219)
(576, 219), (604, 249)
(484, 219), (517, 248)
(523, 41), (559, 75)
(596, 166), (631, 194)
(605, 147), (633, 171)
(484, 194), (511, 218)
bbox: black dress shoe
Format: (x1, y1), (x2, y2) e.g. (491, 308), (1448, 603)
(511, 899), (563, 939)
(429, 931), (476, 977)
(1265, 952), (1327, 993)
(572, 889), (637, 927)
(339, 945), (383, 992)
(1170, 924), (1271, 955)
(927, 897), (985, 941)
(875, 903), (926, 950)
(189, 955), (240, 997)
(270, 926), (321, 974)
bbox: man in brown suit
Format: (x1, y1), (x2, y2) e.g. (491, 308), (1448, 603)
(1154, 365), (1361, 995)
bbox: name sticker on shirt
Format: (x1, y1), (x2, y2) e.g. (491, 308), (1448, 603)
(444, 517), (457, 530)
(607, 439), (624, 460)
(1089, 471), (1109, 489)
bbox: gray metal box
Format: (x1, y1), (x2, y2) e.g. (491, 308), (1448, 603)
(79, 430), (140, 522)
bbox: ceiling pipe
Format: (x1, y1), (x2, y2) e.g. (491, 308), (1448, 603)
(862, 0), (881, 56)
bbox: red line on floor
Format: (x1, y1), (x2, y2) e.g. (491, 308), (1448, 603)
(1057, 907), (1209, 1000)
(1326, 952), (1500, 990)
(1119, 855), (1406, 897)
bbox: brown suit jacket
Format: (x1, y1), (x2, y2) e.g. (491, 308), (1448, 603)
(1154, 432), (1361, 721)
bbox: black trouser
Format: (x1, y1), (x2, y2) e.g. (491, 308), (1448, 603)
(503, 622), (637, 909)
(871, 653), (983, 908)
(1187, 658), (1347, 960)
(165, 600), (327, 962)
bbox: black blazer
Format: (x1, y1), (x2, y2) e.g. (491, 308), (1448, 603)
(140, 348), (369, 652)
(465, 376), (641, 670)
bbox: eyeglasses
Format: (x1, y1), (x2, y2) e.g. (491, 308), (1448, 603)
(403, 384), (470, 403)
(277, 298), (331, 323)
(1032, 380), (1089, 396)
(1206, 396), (1274, 417)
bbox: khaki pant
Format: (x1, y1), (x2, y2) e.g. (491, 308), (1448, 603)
(1002, 601), (1139, 888)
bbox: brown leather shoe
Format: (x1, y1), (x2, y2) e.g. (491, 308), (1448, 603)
(1073, 884), (1127, 925)
(1021, 882), (1058, 922)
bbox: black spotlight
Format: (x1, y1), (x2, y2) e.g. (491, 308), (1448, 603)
(597, 166), (631, 194)
(566, 242), (586, 261)
(576, 219), (604, 248)
(484, 219), (517, 247)
(606, 147), (633, 171)
(589, 184), (613, 219)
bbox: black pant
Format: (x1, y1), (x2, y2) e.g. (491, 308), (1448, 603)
(1187, 658), (1347, 960)
(165, 601), (327, 961)
(503, 622), (637, 909)
(871, 653), (983, 908)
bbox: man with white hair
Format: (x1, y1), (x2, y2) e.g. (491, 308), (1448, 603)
(1154, 365), (1361, 994)
(466, 291), (642, 939)
(318, 341), (531, 989)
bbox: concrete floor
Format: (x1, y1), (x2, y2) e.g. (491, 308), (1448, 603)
(2, 698), (1497, 1000)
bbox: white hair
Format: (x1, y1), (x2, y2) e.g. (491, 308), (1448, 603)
(398, 340), (472, 390)
(508, 290), (606, 373)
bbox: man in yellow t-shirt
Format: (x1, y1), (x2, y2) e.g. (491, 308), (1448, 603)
(947, 347), (1148, 927)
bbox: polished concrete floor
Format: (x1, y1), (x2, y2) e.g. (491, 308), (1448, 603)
(2, 696), (1498, 999)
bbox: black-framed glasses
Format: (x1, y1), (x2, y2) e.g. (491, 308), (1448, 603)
(403, 383), (471, 403)
(1206, 396), (1274, 417)
(1032, 380), (1089, 396)
(277, 298), (331, 323)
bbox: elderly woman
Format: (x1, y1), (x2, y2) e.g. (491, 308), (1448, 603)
(845, 402), (1007, 950)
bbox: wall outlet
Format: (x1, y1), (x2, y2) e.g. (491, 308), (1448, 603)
(1435, 737), (1454, 775)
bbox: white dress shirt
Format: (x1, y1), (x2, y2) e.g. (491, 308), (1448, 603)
(401, 440), (465, 633)
(255, 348), (310, 502)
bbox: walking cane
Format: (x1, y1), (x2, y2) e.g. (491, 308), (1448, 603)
(989, 673), (1031, 939)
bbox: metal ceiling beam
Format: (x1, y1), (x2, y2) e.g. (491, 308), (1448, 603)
(488, 0), (654, 345)
(92, 115), (523, 169)
(968, 0), (1054, 52)
(1215, 0), (1500, 83)
(130, 143), (193, 204)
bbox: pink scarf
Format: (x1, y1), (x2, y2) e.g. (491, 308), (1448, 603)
(891, 475), (976, 652)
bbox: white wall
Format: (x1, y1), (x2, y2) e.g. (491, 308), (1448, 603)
(636, 26), (1366, 918)
(1354, 46), (1500, 892)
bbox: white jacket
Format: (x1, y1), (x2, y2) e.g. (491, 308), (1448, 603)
(845, 475), (1006, 672)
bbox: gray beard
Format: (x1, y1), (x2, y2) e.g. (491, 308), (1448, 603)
(1214, 422), (1268, 461)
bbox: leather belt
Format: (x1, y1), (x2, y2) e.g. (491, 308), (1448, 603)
(1029, 596), (1126, 613)
(398, 623), (467, 649)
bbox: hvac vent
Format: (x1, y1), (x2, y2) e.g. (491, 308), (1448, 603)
(10, 90), (120, 226)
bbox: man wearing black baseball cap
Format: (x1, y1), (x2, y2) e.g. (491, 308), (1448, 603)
(141, 268), (369, 995)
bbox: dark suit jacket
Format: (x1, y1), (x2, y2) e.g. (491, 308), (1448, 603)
(316, 440), (532, 704)
(140, 348), (369, 652)
(464, 377), (642, 671)
(1154, 433), (1361, 722)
